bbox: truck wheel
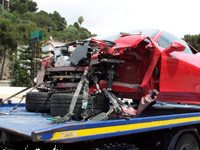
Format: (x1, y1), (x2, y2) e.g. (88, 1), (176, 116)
(175, 133), (199, 150)
(50, 94), (110, 120)
(26, 92), (50, 113)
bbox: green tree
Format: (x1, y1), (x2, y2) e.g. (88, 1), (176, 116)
(27, 0), (38, 12)
(0, 16), (17, 80)
(55, 23), (93, 42)
(184, 34), (200, 51)
(11, 59), (32, 87)
(12, 43), (46, 87)
(9, 0), (38, 14)
(73, 22), (80, 30)
(49, 11), (67, 31)
(0, 11), (16, 23)
(64, 25), (79, 41)
(79, 27), (92, 39)
(32, 11), (56, 29)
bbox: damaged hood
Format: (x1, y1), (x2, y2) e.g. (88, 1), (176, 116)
(94, 34), (152, 55)
(114, 35), (150, 49)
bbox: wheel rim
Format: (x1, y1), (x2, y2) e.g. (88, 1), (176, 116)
(180, 144), (193, 150)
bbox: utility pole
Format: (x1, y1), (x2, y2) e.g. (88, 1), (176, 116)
(30, 31), (43, 85)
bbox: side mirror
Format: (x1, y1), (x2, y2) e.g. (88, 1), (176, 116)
(163, 41), (186, 54)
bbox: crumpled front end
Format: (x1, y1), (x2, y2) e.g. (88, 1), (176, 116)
(88, 34), (161, 117)
(90, 35), (161, 98)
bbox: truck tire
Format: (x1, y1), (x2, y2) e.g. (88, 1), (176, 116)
(50, 94), (110, 120)
(26, 92), (50, 113)
(175, 133), (199, 150)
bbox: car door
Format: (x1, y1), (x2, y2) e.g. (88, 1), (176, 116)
(157, 32), (200, 104)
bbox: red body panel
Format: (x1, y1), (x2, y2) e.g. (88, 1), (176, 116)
(160, 52), (200, 92)
(158, 52), (200, 104)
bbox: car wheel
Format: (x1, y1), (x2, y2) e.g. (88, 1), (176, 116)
(26, 92), (50, 113)
(50, 94), (110, 120)
(50, 94), (84, 118)
(175, 133), (199, 150)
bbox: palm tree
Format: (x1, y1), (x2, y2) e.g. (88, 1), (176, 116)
(78, 16), (84, 26)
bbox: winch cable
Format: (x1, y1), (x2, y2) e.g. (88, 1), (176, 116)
(0, 87), (32, 105)
(0, 82), (44, 106)
(11, 83), (44, 113)
(0, 83), (44, 115)
(9, 95), (26, 113)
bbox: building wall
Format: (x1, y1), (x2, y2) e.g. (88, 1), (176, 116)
(0, 0), (9, 10)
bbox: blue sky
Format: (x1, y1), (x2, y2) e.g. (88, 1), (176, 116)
(34, 0), (200, 38)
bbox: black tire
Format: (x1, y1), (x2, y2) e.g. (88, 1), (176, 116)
(175, 133), (199, 150)
(26, 92), (50, 113)
(51, 94), (83, 104)
(91, 94), (110, 112)
(50, 94), (91, 118)
(50, 94), (110, 119)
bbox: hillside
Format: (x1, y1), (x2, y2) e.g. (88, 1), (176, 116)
(0, 0), (95, 86)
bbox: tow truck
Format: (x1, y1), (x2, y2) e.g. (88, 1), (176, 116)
(1, 102), (200, 150)
(1, 30), (200, 150)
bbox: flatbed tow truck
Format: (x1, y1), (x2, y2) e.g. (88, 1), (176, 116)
(1, 102), (200, 150)
(1, 30), (200, 150)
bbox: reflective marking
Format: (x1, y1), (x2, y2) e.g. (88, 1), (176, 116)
(50, 116), (200, 141)
(60, 131), (78, 139)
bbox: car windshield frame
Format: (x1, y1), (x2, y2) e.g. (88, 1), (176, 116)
(94, 29), (159, 42)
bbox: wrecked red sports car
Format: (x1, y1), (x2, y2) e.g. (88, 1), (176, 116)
(27, 29), (200, 121)
(89, 29), (200, 104)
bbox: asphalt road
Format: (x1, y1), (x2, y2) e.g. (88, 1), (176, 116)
(0, 87), (37, 103)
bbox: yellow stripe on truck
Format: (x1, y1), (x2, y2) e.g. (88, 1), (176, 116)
(50, 116), (200, 141)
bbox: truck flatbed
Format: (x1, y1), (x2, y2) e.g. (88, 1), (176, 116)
(1, 103), (200, 144)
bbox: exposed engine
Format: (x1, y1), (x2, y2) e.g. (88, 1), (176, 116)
(27, 34), (160, 123)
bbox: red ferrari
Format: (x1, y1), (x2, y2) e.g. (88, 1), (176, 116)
(33, 29), (200, 118)
(89, 29), (200, 106)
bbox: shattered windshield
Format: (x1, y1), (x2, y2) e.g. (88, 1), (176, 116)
(130, 29), (159, 39)
(94, 29), (159, 42)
